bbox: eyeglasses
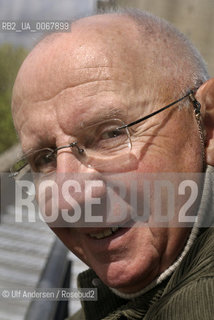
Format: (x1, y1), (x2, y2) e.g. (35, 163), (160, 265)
(10, 89), (202, 177)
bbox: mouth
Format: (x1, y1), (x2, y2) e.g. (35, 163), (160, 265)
(87, 219), (136, 240)
(88, 226), (120, 240)
(83, 220), (137, 254)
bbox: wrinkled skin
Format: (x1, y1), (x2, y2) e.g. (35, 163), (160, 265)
(12, 14), (205, 293)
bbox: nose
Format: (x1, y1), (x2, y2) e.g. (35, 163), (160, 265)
(56, 146), (83, 174)
(53, 149), (107, 227)
(54, 142), (84, 173)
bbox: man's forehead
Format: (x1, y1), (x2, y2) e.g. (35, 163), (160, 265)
(12, 15), (144, 110)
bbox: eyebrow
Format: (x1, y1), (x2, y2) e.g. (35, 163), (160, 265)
(80, 107), (128, 128)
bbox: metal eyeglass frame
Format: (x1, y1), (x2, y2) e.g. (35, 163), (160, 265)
(11, 89), (204, 177)
(47, 89), (202, 151)
(50, 88), (204, 162)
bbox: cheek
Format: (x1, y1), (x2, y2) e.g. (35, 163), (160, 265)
(131, 111), (203, 174)
(51, 227), (88, 264)
(137, 156), (166, 173)
(134, 135), (203, 173)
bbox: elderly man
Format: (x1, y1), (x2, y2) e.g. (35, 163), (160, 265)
(11, 9), (214, 320)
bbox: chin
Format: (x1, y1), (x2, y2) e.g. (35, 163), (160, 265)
(91, 259), (158, 293)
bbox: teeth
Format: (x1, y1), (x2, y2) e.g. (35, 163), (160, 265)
(111, 226), (119, 232)
(89, 226), (119, 239)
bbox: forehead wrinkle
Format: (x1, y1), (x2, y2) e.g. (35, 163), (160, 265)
(32, 78), (123, 105)
(14, 59), (130, 105)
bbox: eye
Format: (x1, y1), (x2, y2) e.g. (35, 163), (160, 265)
(29, 148), (56, 172)
(101, 129), (123, 140)
(83, 119), (130, 152)
(93, 127), (129, 152)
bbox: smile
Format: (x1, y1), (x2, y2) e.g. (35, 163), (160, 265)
(88, 226), (120, 239)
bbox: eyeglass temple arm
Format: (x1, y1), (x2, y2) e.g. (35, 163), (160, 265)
(117, 89), (199, 130)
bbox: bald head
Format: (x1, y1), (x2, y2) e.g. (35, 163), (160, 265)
(12, 11), (208, 120)
(12, 14), (141, 102)
(12, 10), (209, 138)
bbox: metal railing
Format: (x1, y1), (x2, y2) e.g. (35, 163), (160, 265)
(25, 238), (71, 320)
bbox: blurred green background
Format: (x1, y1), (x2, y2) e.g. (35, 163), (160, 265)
(0, 44), (28, 153)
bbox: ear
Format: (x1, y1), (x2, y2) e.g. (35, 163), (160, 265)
(196, 78), (214, 166)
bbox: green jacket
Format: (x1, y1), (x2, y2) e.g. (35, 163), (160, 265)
(67, 227), (214, 320)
